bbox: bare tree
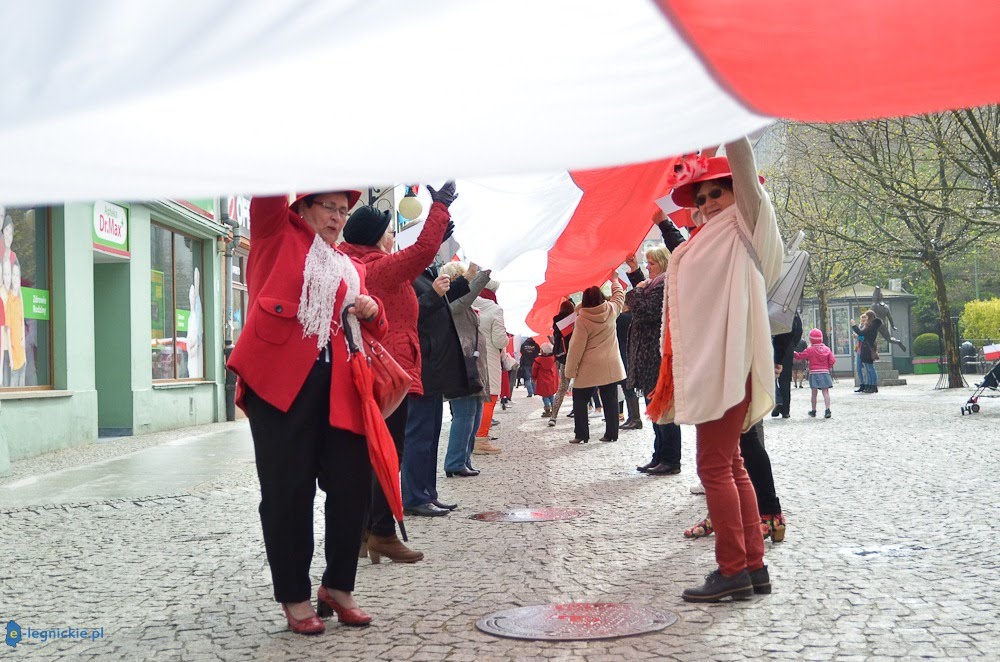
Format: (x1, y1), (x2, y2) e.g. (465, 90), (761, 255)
(785, 109), (999, 387)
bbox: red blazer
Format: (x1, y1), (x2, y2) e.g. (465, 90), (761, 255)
(340, 201), (450, 396)
(531, 354), (559, 397)
(227, 196), (387, 436)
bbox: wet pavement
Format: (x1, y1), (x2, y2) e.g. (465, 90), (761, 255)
(1, 374), (999, 660)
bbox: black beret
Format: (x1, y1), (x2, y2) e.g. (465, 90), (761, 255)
(343, 205), (391, 247)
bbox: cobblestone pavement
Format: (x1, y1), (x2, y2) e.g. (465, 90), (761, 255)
(2, 375), (999, 660)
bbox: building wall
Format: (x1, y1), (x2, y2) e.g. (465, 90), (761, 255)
(0, 201), (226, 473)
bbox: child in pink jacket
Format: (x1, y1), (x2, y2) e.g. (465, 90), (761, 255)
(794, 329), (837, 418)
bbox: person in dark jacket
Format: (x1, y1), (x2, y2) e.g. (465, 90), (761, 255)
(519, 337), (541, 397)
(616, 304), (641, 429)
(546, 299), (576, 426)
(852, 311), (882, 393)
(397, 266), (473, 519)
(771, 311), (803, 418)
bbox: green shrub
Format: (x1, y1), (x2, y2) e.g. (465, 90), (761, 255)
(912, 333), (940, 356)
(959, 298), (1000, 341)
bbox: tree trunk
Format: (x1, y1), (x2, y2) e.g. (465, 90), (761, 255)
(926, 255), (963, 387)
(817, 290), (830, 347)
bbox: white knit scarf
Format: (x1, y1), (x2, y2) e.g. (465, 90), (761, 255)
(298, 235), (362, 353)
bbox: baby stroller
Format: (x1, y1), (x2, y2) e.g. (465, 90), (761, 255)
(961, 357), (1000, 415)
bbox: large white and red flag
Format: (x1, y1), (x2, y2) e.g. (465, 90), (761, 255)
(0, 0), (996, 329)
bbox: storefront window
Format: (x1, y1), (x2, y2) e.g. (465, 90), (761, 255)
(150, 224), (204, 380)
(0, 206), (51, 388)
(232, 253), (248, 343)
(830, 306), (851, 356)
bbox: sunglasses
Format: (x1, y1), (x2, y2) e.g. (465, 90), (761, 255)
(694, 188), (725, 207)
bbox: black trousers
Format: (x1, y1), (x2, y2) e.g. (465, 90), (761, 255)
(740, 422), (781, 515)
(572, 383), (620, 440)
(774, 350), (794, 416)
(369, 398), (408, 536)
(245, 361), (372, 603)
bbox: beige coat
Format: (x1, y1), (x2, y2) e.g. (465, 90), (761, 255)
(564, 281), (626, 389)
(662, 137), (783, 431)
(474, 296), (508, 396)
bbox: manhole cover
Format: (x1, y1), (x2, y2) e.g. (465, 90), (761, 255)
(476, 603), (677, 641)
(469, 507), (584, 522)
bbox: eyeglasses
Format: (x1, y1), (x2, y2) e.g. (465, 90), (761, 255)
(694, 188), (724, 207)
(314, 201), (349, 217)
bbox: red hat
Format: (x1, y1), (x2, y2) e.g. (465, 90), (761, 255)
(670, 156), (765, 209)
(289, 189), (363, 214)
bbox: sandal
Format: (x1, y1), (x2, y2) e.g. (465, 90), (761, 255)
(761, 514), (786, 542)
(683, 516), (713, 539)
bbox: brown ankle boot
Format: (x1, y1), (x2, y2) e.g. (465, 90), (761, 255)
(358, 531), (369, 560)
(367, 534), (424, 564)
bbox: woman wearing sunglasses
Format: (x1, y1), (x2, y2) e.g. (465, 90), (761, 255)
(647, 136), (783, 602)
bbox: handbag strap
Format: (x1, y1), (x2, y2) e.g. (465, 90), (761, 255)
(735, 223), (764, 276)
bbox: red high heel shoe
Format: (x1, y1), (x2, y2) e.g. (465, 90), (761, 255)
(316, 586), (372, 627)
(281, 604), (325, 635)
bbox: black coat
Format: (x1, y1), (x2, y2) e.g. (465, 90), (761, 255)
(852, 318), (882, 364)
(414, 271), (473, 398)
(552, 312), (573, 366)
(616, 311), (633, 369)
(519, 338), (541, 370)
(773, 312), (803, 366)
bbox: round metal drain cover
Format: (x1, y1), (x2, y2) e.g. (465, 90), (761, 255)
(477, 603), (677, 641)
(469, 507), (584, 522)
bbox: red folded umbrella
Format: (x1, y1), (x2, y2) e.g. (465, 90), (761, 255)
(341, 309), (407, 541)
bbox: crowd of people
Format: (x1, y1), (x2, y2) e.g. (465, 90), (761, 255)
(228, 134), (883, 635)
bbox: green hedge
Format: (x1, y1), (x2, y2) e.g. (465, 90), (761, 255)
(912, 333), (940, 357)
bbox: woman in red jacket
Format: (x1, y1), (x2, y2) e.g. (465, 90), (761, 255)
(227, 190), (387, 635)
(341, 182), (458, 547)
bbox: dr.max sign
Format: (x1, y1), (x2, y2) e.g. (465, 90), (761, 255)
(93, 201), (129, 257)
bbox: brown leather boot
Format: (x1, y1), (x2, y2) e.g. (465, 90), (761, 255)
(367, 534), (424, 564)
(358, 531), (369, 560)
(473, 438), (502, 454)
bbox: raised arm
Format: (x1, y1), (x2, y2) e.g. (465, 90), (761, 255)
(450, 270), (491, 313)
(249, 196), (291, 240)
(725, 136), (765, 232)
(364, 202), (450, 290)
(608, 279), (625, 316)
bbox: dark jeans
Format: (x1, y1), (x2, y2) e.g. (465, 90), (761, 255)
(401, 393), (444, 508)
(245, 362), (372, 603)
(774, 351), (794, 416)
(572, 383), (619, 440)
(644, 395), (681, 466)
(522, 370), (535, 396)
(369, 398), (409, 537)
(740, 422), (781, 515)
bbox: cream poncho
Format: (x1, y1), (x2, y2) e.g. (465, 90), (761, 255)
(661, 138), (784, 432)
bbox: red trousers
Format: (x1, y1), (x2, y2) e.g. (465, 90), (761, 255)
(695, 378), (765, 576)
(476, 396), (498, 438)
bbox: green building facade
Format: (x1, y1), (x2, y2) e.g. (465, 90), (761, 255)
(0, 199), (228, 474)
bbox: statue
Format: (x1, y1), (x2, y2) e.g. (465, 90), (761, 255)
(871, 286), (906, 352)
